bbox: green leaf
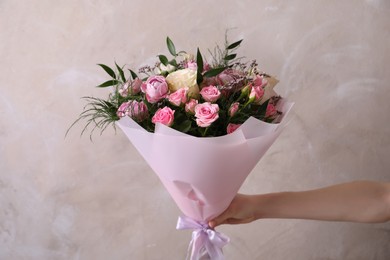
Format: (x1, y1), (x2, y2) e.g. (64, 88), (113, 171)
(158, 55), (169, 66)
(166, 37), (176, 56)
(196, 48), (204, 73)
(115, 62), (126, 82)
(203, 67), (227, 78)
(227, 39), (243, 50)
(96, 80), (119, 88)
(196, 48), (204, 85)
(224, 54), (237, 60)
(97, 64), (116, 79)
(129, 69), (138, 80)
(197, 73), (203, 86)
(175, 120), (192, 133)
(169, 59), (178, 66)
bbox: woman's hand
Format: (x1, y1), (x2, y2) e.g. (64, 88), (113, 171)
(209, 194), (260, 228)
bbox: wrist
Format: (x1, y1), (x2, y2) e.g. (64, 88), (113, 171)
(251, 193), (273, 220)
(252, 192), (294, 220)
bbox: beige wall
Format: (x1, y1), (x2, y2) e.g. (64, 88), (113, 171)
(1, 0), (389, 259)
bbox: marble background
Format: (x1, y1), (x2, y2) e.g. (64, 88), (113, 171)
(1, 0), (389, 259)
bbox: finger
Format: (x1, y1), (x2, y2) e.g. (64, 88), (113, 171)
(209, 209), (232, 228)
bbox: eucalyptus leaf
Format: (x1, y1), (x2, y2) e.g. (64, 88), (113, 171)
(227, 39), (243, 50)
(96, 80), (119, 88)
(115, 62), (126, 82)
(129, 69), (138, 80)
(203, 67), (226, 78)
(224, 54), (237, 61)
(97, 64), (116, 79)
(166, 37), (176, 56)
(158, 55), (169, 66)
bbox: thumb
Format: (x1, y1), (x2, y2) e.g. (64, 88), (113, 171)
(208, 208), (231, 228)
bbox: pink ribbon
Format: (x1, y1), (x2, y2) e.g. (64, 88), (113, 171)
(176, 215), (230, 260)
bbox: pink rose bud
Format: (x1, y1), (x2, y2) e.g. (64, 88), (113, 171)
(131, 101), (148, 122)
(117, 101), (131, 117)
(185, 60), (197, 70)
(249, 85), (265, 103)
(200, 85), (221, 102)
(131, 78), (142, 94)
(152, 106), (175, 126)
(118, 82), (130, 97)
(185, 98), (198, 114)
(194, 102), (219, 127)
(265, 103), (277, 118)
(141, 75), (169, 103)
(168, 87), (188, 106)
(203, 62), (211, 72)
(117, 100), (148, 122)
(227, 123), (241, 134)
(229, 102), (239, 117)
(118, 78), (143, 97)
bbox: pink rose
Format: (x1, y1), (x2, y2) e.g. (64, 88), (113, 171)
(215, 69), (244, 86)
(253, 75), (267, 88)
(131, 78), (142, 94)
(185, 98), (198, 114)
(200, 85), (221, 102)
(168, 87), (188, 106)
(141, 75), (169, 103)
(117, 101), (131, 117)
(117, 100), (148, 122)
(194, 102), (219, 127)
(184, 60), (197, 70)
(214, 69), (246, 96)
(249, 85), (265, 103)
(203, 62), (211, 72)
(265, 103), (277, 118)
(229, 102), (239, 117)
(118, 78), (142, 97)
(227, 123), (241, 134)
(152, 106), (175, 126)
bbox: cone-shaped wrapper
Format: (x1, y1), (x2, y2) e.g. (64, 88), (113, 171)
(116, 99), (293, 222)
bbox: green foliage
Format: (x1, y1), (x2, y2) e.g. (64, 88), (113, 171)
(66, 96), (119, 140)
(196, 48), (204, 85)
(115, 62), (126, 82)
(97, 80), (119, 88)
(97, 64), (116, 79)
(166, 37), (176, 56)
(203, 67), (227, 78)
(158, 55), (169, 66)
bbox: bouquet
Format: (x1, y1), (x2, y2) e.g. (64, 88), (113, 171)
(70, 36), (293, 259)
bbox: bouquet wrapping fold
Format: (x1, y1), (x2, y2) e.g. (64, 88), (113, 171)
(117, 99), (293, 259)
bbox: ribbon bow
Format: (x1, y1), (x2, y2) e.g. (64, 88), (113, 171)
(176, 215), (230, 260)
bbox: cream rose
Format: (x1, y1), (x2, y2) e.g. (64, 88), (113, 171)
(165, 68), (199, 98)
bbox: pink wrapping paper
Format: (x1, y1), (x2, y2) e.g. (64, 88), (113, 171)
(116, 99), (293, 222)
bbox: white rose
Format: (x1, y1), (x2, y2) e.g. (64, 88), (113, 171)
(165, 68), (199, 98)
